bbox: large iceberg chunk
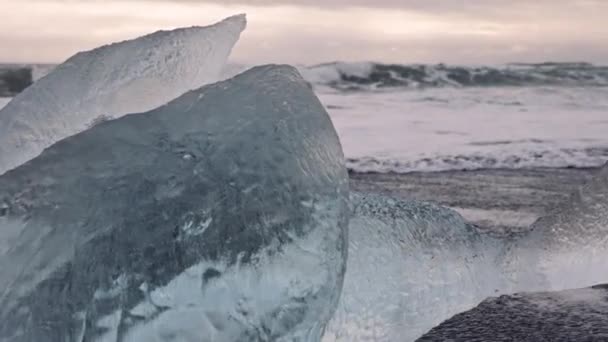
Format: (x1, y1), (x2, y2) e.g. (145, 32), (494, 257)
(323, 193), (506, 342)
(0, 65), (349, 341)
(506, 164), (608, 291)
(0, 14), (246, 175)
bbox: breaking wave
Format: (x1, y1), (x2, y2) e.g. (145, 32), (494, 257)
(346, 147), (608, 173)
(301, 62), (608, 90)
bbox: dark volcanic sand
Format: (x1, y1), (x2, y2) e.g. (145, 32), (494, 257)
(416, 284), (608, 342)
(350, 167), (598, 234)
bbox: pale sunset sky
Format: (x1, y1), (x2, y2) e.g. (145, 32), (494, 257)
(1, 0), (607, 65)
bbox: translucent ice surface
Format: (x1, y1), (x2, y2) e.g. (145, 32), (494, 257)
(506, 163), (608, 292)
(323, 193), (507, 342)
(0, 14), (246, 175)
(0, 65), (349, 341)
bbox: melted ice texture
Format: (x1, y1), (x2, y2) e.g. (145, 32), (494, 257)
(0, 14), (246, 175)
(324, 193), (507, 342)
(506, 164), (608, 292)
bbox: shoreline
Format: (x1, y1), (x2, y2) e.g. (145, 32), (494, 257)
(349, 166), (599, 233)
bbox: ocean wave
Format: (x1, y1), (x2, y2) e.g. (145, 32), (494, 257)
(0, 66), (32, 97)
(301, 62), (608, 90)
(347, 147), (608, 173)
(5, 62), (608, 93)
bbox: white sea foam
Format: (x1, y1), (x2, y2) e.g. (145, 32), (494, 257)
(319, 86), (608, 172)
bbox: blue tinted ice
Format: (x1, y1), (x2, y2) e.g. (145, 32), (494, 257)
(323, 193), (506, 342)
(0, 65), (349, 342)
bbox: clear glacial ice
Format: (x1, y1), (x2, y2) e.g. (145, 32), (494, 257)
(323, 193), (508, 342)
(505, 163), (608, 292)
(0, 14), (246, 175)
(0, 65), (349, 341)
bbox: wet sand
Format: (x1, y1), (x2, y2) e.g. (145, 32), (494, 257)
(350, 167), (598, 233)
(417, 284), (608, 342)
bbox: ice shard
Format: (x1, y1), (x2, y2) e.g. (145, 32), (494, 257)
(0, 65), (349, 341)
(506, 164), (608, 291)
(0, 14), (246, 175)
(322, 193), (506, 342)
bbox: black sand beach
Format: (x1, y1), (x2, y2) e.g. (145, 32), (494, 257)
(350, 167), (599, 234)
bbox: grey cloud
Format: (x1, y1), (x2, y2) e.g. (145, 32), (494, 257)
(230, 28), (608, 65)
(3, 0), (608, 64)
(131, 0), (606, 16)
(48, 0), (601, 13)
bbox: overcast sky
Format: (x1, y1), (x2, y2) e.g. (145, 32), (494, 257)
(1, 0), (607, 65)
